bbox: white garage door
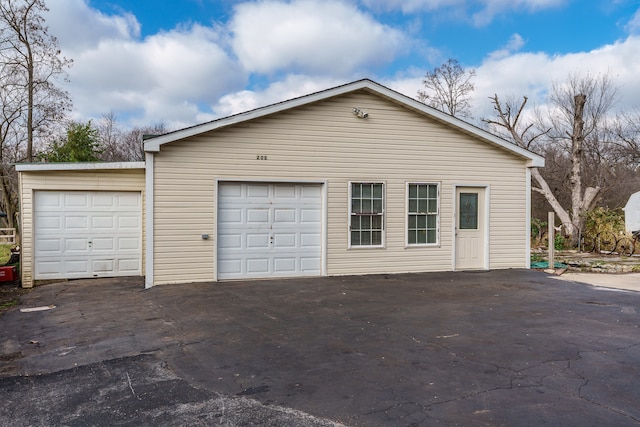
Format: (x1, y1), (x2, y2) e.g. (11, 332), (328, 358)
(217, 182), (322, 280)
(34, 191), (142, 280)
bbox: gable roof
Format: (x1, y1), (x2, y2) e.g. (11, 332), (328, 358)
(144, 79), (544, 168)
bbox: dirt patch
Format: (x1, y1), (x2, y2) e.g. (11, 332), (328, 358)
(0, 282), (30, 317)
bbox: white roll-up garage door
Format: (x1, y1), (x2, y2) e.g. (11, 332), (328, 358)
(217, 182), (322, 280)
(34, 191), (142, 280)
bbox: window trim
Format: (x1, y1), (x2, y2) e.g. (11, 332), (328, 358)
(405, 182), (440, 247)
(348, 181), (385, 248)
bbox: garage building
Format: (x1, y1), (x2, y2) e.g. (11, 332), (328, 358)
(17, 79), (544, 288)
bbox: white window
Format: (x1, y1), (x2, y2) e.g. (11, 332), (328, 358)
(350, 182), (384, 247)
(407, 183), (439, 245)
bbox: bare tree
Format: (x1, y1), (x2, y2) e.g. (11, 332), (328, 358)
(417, 58), (476, 118)
(95, 114), (167, 162)
(484, 73), (617, 235)
(0, 0), (72, 162)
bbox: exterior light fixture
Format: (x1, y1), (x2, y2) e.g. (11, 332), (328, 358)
(352, 107), (369, 119)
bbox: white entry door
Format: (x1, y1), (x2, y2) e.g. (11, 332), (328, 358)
(34, 191), (142, 280)
(455, 187), (486, 270)
(217, 182), (322, 280)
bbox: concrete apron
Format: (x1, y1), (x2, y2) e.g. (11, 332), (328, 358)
(1, 270), (640, 426)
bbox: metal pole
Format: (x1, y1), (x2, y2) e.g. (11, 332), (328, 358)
(548, 212), (555, 271)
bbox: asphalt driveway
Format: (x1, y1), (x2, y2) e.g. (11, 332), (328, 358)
(1, 270), (639, 426)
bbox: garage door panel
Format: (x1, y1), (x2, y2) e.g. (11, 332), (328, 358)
(118, 216), (140, 229)
(247, 184), (269, 198)
(65, 216), (89, 230)
(65, 193), (90, 208)
(92, 259), (114, 273)
(35, 238), (61, 253)
(218, 182), (322, 280)
(273, 257), (296, 273)
(300, 257), (321, 273)
(118, 237), (140, 251)
(247, 208), (269, 223)
(247, 233), (270, 249)
(247, 258), (269, 274)
(274, 208), (295, 223)
(273, 234), (295, 248)
(65, 238), (89, 252)
(34, 191), (142, 280)
(219, 208), (243, 224)
(92, 216), (115, 230)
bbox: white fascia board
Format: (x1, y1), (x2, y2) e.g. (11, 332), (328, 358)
(15, 162), (146, 172)
(143, 78), (545, 167)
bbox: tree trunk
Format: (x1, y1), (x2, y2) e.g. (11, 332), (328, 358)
(569, 94), (586, 228)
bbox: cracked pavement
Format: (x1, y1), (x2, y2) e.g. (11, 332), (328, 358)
(1, 270), (639, 426)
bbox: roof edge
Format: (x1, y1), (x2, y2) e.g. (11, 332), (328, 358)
(15, 161), (146, 172)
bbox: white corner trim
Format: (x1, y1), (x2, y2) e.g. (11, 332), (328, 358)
(144, 153), (154, 289)
(525, 168), (532, 268)
(15, 162), (145, 172)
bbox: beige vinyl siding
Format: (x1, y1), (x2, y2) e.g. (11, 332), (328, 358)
(19, 169), (146, 287)
(152, 90), (529, 284)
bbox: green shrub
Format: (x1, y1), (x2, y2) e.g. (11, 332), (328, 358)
(583, 207), (625, 237)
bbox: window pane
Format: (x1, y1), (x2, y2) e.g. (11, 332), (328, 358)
(428, 185), (437, 198)
(371, 215), (382, 229)
(408, 215), (416, 228)
(417, 230), (426, 244)
(352, 183), (361, 198)
(408, 231), (417, 244)
(373, 199), (382, 213)
(362, 199), (371, 213)
(361, 215), (370, 229)
(371, 231), (382, 245)
(362, 184), (372, 198)
(459, 193), (478, 230)
(351, 231), (360, 246)
(373, 184), (382, 198)
(427, 229), (436, 243)
(427, 214), (436, 229)
(409, 184), (417, 198)
(428, 199), (437, 213)
(417, 215), (426, 229)
(351, 215), (360, 229)
(352, 199), (361, 214)
(361, 231), (371, 246)
(409, 199), (417, 213)
(418, 200), (428, 213)
(418, 185), (428, 198)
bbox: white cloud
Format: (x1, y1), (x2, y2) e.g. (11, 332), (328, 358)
(383, 36), (640, 125)
(625, 8), (640, 35)
(487, 33), (526, 60)
(212, 75), (345, 117)
(230, 0), (407, 75)
(45, 0), (140, 52)
(46, 1), (245, 129)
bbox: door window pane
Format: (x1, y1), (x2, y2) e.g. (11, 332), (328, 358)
(459, 193), (478, 230)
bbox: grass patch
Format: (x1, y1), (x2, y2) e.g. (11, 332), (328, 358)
(633, 265), (640, 273)
(0, 299), (18, 309)
(0, 244), (13, 265)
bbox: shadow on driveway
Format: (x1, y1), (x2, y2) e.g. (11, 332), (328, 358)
(1, 270), (639, 426)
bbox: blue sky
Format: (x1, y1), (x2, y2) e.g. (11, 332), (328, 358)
(45, 0), (640, 130)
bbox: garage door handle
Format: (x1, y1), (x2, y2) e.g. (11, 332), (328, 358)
(88, 240), (92, 247)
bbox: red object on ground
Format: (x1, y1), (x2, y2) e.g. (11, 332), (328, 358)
(0, 266), (16, 282)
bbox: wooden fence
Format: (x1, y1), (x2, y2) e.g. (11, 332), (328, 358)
(0, 228), (16, 245)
